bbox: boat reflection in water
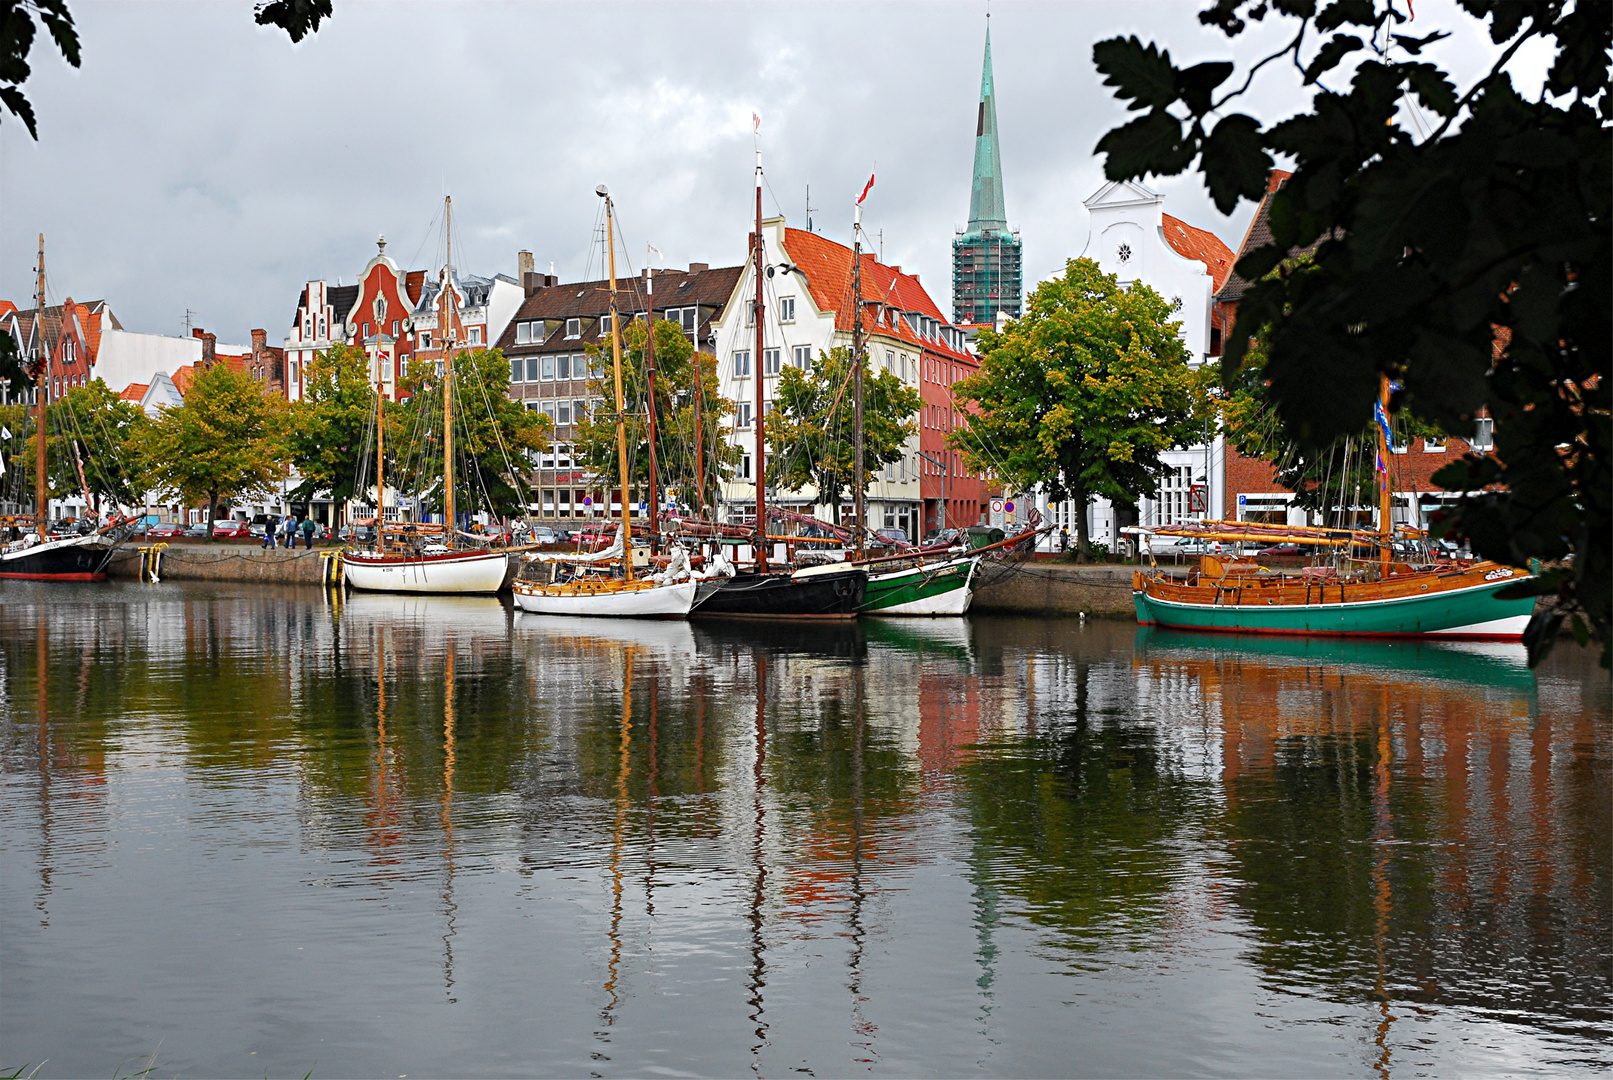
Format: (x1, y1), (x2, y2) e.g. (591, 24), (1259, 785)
(2, 586), (1607, 1077)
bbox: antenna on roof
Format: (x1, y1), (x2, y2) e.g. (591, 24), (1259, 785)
(183, 309), (198, 334)
(806, 183), (817, 234)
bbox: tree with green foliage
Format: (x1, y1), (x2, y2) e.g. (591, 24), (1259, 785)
(1093, 0), (1609, 662)
(391, 348), (550, 522)
(135, 362), (288, 536)
(765, 345), (921, 517)
(573, 319), (739, 516)
(2, 380), (149, 515)
(285, 343), (375, 513)
(950, 258), (1212, 560)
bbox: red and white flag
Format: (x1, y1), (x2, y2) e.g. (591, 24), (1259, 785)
(857, 171), (876, 205)
(752, 112), (761, 134)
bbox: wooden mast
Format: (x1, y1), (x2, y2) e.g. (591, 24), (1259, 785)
(852, 203), (866, 559)
(33, 234), (47, 542)
(644, 255), (660, 555)
(603, 188), (634, 581)
(1376, 373), (1392, 571)
(441, 195), (457, 545)
(752, 144), (768, 572)
(375, 371), (386, 551)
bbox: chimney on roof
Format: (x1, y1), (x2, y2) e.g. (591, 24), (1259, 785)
(200, 332), (216, 368)
(688, 262), (709, 274)
(251, 328), (266, 353)
(518, 250), (534, 278)
(523, 272), (557, 297)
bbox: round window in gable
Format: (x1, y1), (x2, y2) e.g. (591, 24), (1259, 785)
(1117, 243), (1132, 264)
(1170, 296), (1183, 312)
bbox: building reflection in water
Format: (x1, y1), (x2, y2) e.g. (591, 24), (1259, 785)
(2, 593), (1607, 1077)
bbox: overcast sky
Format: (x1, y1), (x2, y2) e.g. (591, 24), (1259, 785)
(0, 0), (1544, 346)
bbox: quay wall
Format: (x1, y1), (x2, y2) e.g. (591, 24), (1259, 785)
(105, 545), (338, 585)
(972, 562), (1154, 618)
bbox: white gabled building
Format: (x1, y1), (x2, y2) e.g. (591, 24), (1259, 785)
(1035, 180), (1236, 552)
(708, 216), (986, 540)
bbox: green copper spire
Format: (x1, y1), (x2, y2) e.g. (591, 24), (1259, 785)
(966, 23), (1007, 236)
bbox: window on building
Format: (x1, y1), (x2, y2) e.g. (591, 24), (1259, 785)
(779, 296), (795, 322)
(763, 348), (781, 376)
(573, 400), (587, 423)
(565, 318), (582, 339)
(737, 401), (753, 429)
(733, 350), (751, 378)
(793, 345), (812, 369)
(510, 358), (523, 382)
(1423, 436), (1445, 453)
(586, 354), (603, 379)
(885, 349), (895, 374)
(541, 445), (556, 469)
(741, 454), (752, 480)
(556, 489), (571, 518)
(542, 488), (556, 515)
(745, 300), (756, 328)
(680, 307), (697, 333)
(419, 331), (432, 350)
(524, 356), (539, 382)
(516, 323), (531, 344)
(435, 360), (444, 377)
(469, 326), (483, 346)
(599, 315), (614, 338)
(557, 400), (572, 425)
(542, 401), (558, 423)
(556, 354), (571, 380)
(542, 356), (556, 380)
(1473, 416), (1494, 450)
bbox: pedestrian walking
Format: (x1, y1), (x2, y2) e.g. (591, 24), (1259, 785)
(302, 516), (316, 550)
(283, 515), (298, 550)
(263, 513), (279, 551)
(1059, 526), (1069, 553)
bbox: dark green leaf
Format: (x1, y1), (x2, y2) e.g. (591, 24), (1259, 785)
(1403, 62), (1458, 117)
(1093, 36), (1181, 111)
(1199, 113), (1272, 213)
(1316, 0), (1376, 32)
(1392, 30), (1451, 55)
(34, 0), (78, 67)
(1096, 108), (1193, 180)
(0, 84), (36, 139)
(254, 0), (333, 44)
(1176, 60), (1234, 114)
(1304, 34), (1362, 86)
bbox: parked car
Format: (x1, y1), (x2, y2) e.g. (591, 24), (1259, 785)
(211, 520), (251, 539)
(479, 523), (512, 544)
(183, 521), (211, 537)
(527, 526), (560, 545)
(338, 524), (376, 545)
(148, 521), (186, 539)
(248, 514), (275, 538)
(1155, 536), (1225, 557)
(874, 527), (909, 546)
(1255, 543), (1303, 558)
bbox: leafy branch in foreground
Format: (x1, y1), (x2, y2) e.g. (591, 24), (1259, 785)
(1094, 0), (1610, 664)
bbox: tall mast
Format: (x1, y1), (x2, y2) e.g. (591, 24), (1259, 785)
(34, 234), (47, 541)
(644, 254), (660, 556)
(852, 206), (866, 559)
(375, 371), (386, 550)
(694, 336), (705, 515)
(752, 146), (768, 571)
(1376, 373), (1392, 571)
(602, 189), (634, 581)
(441, 195), (457, 543)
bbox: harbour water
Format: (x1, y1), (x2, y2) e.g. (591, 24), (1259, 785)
(2, 582), (1608, 1077)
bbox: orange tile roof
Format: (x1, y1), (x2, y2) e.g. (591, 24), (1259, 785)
(171, 364), (200, 398)
(780, 228), (973, 361)
(1161, 214), (1236, 293)
(120, 382), (148, 402)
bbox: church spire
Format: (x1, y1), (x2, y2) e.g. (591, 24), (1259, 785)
(967, 22), (1007, 236)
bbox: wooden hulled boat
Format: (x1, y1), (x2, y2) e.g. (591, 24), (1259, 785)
(860, 554), (978, 616)
(0, 530), (123, 581)
(692, 562), (866, 619)
(508, 189), (695, 620)
(342, 196), (510, 596)
(1133, 555), (1534, 639)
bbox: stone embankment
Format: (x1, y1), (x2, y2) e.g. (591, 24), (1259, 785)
(105, 544), (340, 585)
(972, 561), (1158, 618)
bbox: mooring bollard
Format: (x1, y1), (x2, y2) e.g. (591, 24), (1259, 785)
(318, 550), (343, 586)
(137, 543), (167, 583)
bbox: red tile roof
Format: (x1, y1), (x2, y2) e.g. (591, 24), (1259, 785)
(120, 382), (148, 402)
(1161, 214), (1236, 293)
(779, 228), (973, 361)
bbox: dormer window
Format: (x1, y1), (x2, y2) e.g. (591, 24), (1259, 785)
(565, 318), (582, 339)
(516, 322), (531, 344)
(599, 315), (613, 336)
